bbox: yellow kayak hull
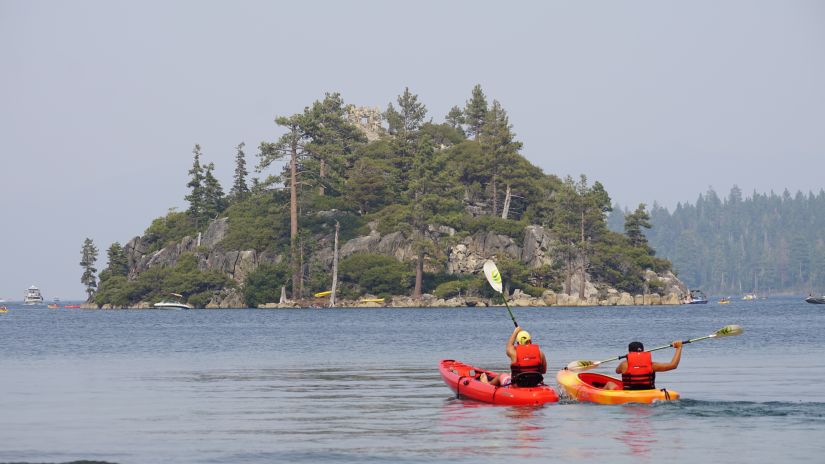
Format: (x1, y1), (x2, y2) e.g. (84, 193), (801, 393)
(556, 369), (679, 404)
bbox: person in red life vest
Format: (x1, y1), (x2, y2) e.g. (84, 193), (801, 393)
(480, 326), (548, 387)
(605, 340), (683, 390)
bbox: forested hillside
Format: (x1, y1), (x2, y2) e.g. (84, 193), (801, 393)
(93, 86), (675, 307)
(610, 187), (825, 295)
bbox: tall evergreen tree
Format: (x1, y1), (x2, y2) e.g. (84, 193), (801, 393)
(202, 162), (225, 219)
(445, 105), (465, 135)
(185, 144), (206, 228)
(463, 84), (488, 140)
(384, 87), (428, 190)
(301, 93), (367, 196)
(230, 142), (249, 200)
(624, 203), (652, 249)
(408, 135), (457, 298)
(384, 87), (427, 142)
(258, 114), (310, 300)
(80, 238), (98, 301)
(106, 242), (129, 278)
(479, 100), (522, 216)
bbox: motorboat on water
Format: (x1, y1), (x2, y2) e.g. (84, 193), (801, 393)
(805, 295), (825, 304)
(23, 285), (44, 305)
(687, 289), (708, 304)
(153, 293), (194, 310)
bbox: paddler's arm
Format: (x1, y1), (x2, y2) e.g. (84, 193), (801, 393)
(539, 351), (547, 374)
(505, 326), (520, 362)
(653, 340), (683, 372)
(615, 360), (627, 374)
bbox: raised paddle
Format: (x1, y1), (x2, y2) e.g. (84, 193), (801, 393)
(565, 324), (744, 372)
(483, 260), (518, 327)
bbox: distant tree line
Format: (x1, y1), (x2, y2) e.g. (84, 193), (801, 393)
(609, 186), (825, 295)
(92, 85), (671, 307)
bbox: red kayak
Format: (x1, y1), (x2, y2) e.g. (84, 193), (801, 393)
(439, 359), (559, 406)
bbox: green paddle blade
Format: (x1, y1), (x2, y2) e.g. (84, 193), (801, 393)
(483, 260), (503, 293)
(714, 325), (743, 337)
(566, 360), (598, 372)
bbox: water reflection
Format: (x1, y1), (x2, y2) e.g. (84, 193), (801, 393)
(439, 400), (546, 459)
(613, 405), (657, 457)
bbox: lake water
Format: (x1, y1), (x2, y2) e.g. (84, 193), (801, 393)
(1, 297), (823, 463)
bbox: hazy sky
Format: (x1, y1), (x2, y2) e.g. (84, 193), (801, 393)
(2, 0), (823, 299)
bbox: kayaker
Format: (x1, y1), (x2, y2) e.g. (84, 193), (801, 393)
(480, 326), (547, 387)
(606, 340), (683, 390)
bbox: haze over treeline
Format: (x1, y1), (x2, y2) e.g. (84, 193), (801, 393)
(609, 187), (825, 294)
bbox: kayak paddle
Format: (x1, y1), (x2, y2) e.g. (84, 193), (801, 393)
(483, 260), (518, 327)
(565, 324), (744, 372)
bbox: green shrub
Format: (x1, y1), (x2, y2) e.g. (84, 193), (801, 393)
(647, 278), (665, 294)
(95, 253), (232, 307)
(522, 285), (547, 298)
(143, 212), (197, 253)
(433, 280), (470, 299)
(339, 253), (412, 297)
(221, 193), (290, 252)
(243, 263), (291, 307)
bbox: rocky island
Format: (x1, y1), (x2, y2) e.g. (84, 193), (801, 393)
(88, 86), (688, 309)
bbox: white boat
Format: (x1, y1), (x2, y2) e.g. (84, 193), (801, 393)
(23, 285), (44, 305)
(153, 293), (194, 310)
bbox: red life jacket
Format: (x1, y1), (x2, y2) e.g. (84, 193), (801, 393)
(622, 351), (656, 390)
(510, 344), (546, 376)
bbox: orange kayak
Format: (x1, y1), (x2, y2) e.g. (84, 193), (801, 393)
(556, 369), (679, 404)
(439, 359), (559, 406)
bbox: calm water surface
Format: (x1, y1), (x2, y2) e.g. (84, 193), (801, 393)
(1, 297), (823, 463)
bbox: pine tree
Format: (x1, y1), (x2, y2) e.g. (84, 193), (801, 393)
(230, 142), (249, 200)
(463, 84), (488, 140)
(384, 88), (428, 190)
(479, 100), (522, 216)
(185, 144), (206, 228)
(80, 238), (98, 301)
(445, 105), (465, 135)
(384, 87), (427, 142)
(301, 93), (366, 196)
(203, 162), (226, 219)
(258, 114), (310, 300)
(106, 242), (129, 277)
(624, 203), (652, 248)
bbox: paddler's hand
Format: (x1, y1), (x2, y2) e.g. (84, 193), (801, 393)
(671, 340), (683, 349)
(513, 326), (523, 334)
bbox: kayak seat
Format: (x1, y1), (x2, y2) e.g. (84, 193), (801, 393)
(512, 372), (544, 388)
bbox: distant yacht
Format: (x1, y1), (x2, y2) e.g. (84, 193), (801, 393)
(24, 285), (44, 305)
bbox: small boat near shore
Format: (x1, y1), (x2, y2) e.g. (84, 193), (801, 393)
(439, 359), (558, 406)
(556, 369), (679, 404)
(805, 295), (825, 304)
(687, 289), (708, 304)
(153, 293), (194, 310)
